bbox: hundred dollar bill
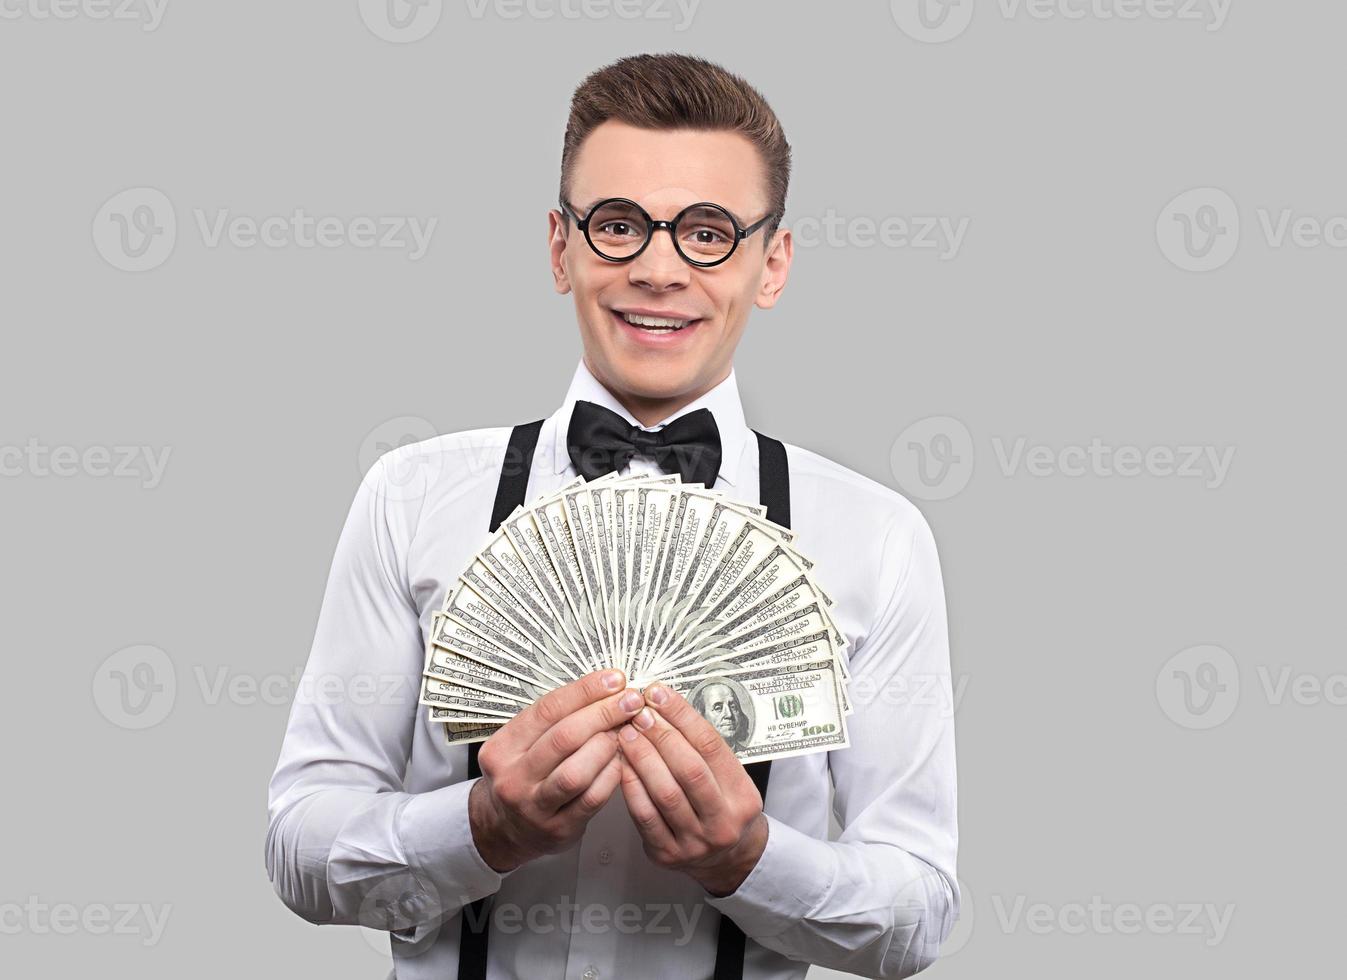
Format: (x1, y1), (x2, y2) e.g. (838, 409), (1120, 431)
(653, 572), (845, 677)
(499, 498), (604, 673)
(442, 721), (503, 746)
(524, 488), (606, 667)
(554, 481), (616, 665)
(657, 627), (852, 716)
(622, 484), (681, 673)
(420, 674), (521, 717)
(641, 498), (805, 671)
(424, 641), (540, 703)
(657, 658), (849, 763)
(442, 579), (580, 683)
(430, 609), (567, 691)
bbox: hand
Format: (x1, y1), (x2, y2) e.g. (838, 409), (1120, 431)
(469, 669), (646, 873)
(617, 683), (769, 897)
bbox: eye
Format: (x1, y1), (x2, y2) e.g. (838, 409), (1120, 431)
(596, 221), (641, 239)
(683, 226), (732, 245)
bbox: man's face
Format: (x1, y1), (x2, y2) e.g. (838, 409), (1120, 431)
(701, 683), (744, 742)
(549, 121), (793, 408)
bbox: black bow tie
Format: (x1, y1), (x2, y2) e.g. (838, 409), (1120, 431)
(566, 400), (722, 486)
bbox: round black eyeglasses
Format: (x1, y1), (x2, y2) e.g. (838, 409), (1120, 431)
(558, 197), (778, 268)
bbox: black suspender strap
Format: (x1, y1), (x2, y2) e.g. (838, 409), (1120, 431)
(457, 423), (791, 980)
(711, 430), (790, 980)
(488, 418), (544, 536)
(459, 420), (543, 980)
(753, 429), (791, 529)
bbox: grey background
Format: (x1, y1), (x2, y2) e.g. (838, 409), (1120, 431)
(2, 1), (1341, 976)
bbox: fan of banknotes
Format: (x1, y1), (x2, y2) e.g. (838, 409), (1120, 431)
(419, 471), (852, 763)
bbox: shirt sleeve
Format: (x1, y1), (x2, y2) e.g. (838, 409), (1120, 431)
(706, 507), (960, 978)
(264, 452), (505, 940)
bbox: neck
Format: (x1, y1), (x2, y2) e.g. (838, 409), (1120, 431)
(584, 357), (730, 428)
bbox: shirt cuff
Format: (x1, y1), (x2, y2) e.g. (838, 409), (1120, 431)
(396, 778), (507, 919)
(704, 814), (838, 941)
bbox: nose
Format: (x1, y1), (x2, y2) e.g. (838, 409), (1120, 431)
(626, 225), (690, 292)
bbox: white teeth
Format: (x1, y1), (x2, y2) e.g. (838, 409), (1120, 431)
(621, 312), (691, 329)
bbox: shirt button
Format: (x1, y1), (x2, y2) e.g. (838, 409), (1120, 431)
(597, 848), (611, 865)
(583, 969), (598, 980)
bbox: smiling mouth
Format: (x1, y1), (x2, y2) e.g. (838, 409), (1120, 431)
(613, 310), (701, 333)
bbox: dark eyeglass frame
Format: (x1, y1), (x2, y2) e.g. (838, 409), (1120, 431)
(557, 196), (778, 268)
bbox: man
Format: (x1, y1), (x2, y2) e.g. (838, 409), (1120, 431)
(267, 53), (959, 979)
(691, 679), (752, 753)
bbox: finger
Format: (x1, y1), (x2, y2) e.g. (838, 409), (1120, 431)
(629, 702), (727, 822)
(644, 682), (746, 789)
(499, 669), (626, 753)
(523, 685), (646, 779)
(617, 714), (701, 833)
(534, 729), (619, 814)
(557, 752), (623, 822)
(618, 756), (676, 851)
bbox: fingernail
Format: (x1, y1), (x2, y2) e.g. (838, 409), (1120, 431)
(619, 689), (643, 712)
(602, 670), (625, 691)
(634, 707), (654, 730)
(620, 724), (639, 742)
(647, 685), (669, 706)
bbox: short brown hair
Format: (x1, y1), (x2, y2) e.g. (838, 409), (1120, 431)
(560, 53), (791, 237)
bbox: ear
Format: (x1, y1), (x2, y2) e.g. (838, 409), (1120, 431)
(754, 226), (793, 310)
(548, 209), (573, 295)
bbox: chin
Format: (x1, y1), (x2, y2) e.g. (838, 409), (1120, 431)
(605, 357), (702, 399)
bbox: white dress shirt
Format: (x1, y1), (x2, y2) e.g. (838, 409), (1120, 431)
(266, 359), (960, 979)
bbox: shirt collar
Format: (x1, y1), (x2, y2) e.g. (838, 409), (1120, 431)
(548, 358), (750, 487)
